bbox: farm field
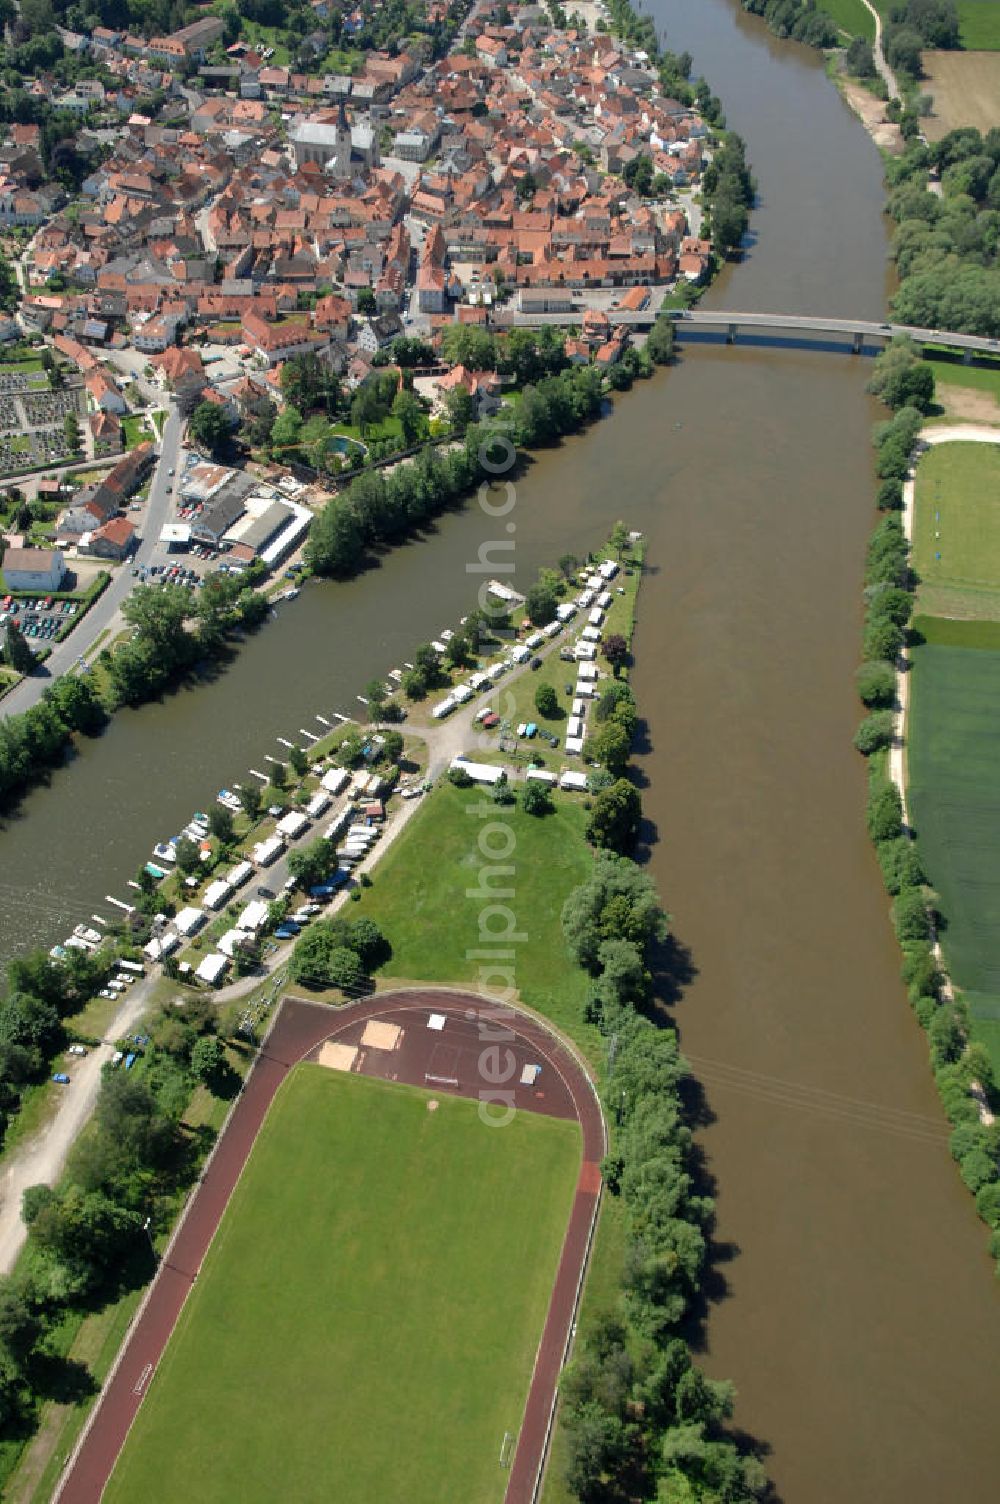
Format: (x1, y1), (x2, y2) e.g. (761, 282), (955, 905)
(911, 442), (1000, 618)
(823, 0), (875, 38)
(104, 1066), (580, 1504)
(920, 50), (1000, 137)
(956, 1), (1000, 49)
(907, 636), (1000, 1075)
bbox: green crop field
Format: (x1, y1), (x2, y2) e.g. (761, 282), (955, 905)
(957, 1), (1000, 49)
(351, 779), (601, 1059)
(105, 1066), (579, 1504)
(912, 442), (1000, 619)
(907, 637), (1000, 1074)
(824, 0), (876, 39)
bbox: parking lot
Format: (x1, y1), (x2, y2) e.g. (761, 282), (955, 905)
(0, 593), (79, 642)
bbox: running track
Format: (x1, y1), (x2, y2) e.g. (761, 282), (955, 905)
(55, 989), (605, 1504)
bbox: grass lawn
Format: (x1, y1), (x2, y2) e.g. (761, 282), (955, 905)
(957, 1), (1000, 48)
(911, 442), (1000, 619)
(823, 0), (875, 38)
(121, 415), (146, 449)
(349, 778), (602, 1063)
(104, 1066), (580, 1504)
(907, 633), (1000, 1075)
(926, 357), (1000, 424)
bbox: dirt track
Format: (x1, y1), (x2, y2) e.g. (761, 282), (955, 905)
(55, 990), (605, 1504)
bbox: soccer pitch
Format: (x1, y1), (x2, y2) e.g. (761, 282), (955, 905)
(104, 1066), (580, 1504)
(908, 637), (1000, 1074)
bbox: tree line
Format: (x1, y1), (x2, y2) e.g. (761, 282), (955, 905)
(557, 855), (767, 1500)
(853, 416), (1000, 1271)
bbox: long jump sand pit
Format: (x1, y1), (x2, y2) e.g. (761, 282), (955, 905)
(921, 51), (1000, 138)
(317, 1041), (359, 1071)
(360, 1018), (402, 1050)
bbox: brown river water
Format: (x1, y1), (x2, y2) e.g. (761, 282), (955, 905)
(0, 2), (998, 1497)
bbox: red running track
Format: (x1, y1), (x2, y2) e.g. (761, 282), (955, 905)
(55, 989), (605, 1504)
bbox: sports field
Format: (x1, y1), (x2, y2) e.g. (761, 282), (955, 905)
(907, 636), (1000, 1074)
(912, 442), (1000, 618)
(104, 1066), (580, 1504)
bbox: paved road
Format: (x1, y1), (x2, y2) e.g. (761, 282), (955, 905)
(54, 990), (605, 1504)
(1, 405), (182, 720)
(496, 307), (1000, 357)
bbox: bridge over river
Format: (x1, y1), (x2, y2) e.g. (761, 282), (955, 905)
(495, 305), (1000, 361)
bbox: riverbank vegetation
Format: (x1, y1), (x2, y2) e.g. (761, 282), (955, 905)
(853, 391), (1000, 1272)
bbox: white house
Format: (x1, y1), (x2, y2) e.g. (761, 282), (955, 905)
(2, 547), (66, 592)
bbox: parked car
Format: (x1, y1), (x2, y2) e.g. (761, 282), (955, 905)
(52, 1073), (70, 1085)
(67, 1044), (87, 1056)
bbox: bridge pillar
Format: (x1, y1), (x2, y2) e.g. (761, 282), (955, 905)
(852, 331), (863, 355)
(962, 347), (973, 365)
(727, 323), (738, 345)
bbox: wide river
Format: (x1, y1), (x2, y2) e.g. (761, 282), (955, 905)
(2, 1), (1000, 1496)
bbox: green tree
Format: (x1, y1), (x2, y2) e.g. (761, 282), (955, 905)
(207, 805), (235, 844)
(190, 1034), (227, 1086)
(856, 660), (897, 708)
(391, 389), (424, 445)
(866, 337), (935, 412)
(646, 316), (676, 365)
(173, 835), (200, 875)
(188, 401), (230, 456)
(0, 1279), (39, 1370)
(586, 720), (632, 776)
(854, 711), (896, 755)
(521, 780), (553, 816)
(289, 744), (308, 778)
(525, 578), (559, 626)
(271, 404), (303, 455)
(288, 837), (334, 890)
(238, 783), (262, 821)
(534, 682), (559, 718)
(585, 780), (642, 855)
(325, 945), (365, 994)
(380, 730), (404, 763)
(4, 622), (35, 675)
(609, 520), (629, 558)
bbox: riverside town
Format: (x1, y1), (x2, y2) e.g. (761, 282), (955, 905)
(0, 0), (999, 1502)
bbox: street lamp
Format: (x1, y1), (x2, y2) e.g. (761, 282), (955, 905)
(143, 1216), (157, 1260)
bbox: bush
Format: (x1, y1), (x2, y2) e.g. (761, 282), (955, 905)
(863, 617), (904, 662)
(867, 778), (904, 842)
(854, 711), (895, 755)
(857, 660), (897, 708)
(892, 885), (930, 941)
(448, 765), (473, 788)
